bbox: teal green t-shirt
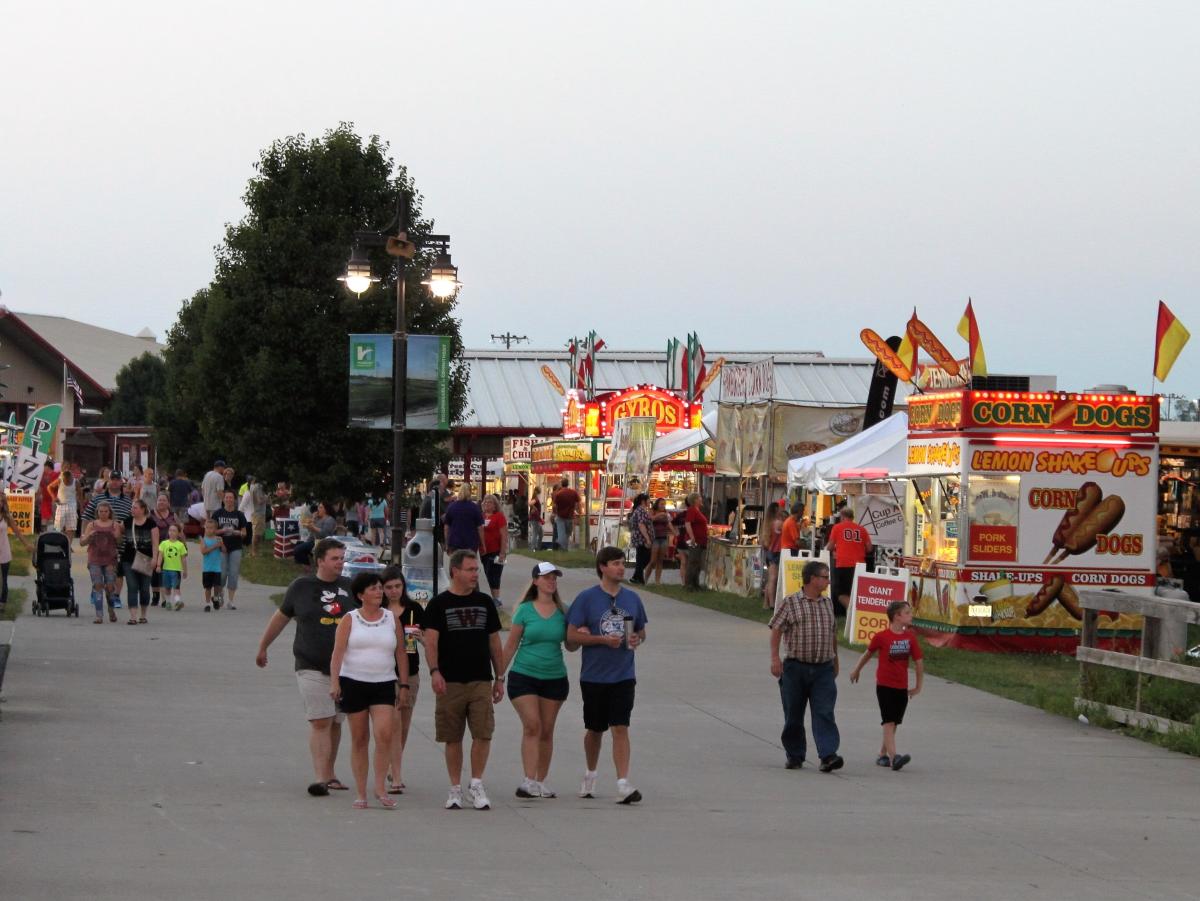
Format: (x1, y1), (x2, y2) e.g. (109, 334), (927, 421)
(510, 603), (568, 680)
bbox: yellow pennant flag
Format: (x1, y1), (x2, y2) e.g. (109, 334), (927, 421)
(1154, 300), (1190, 381)
(956, 299), (987, 377)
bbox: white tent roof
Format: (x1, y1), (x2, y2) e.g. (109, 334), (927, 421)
(650, 411), (717, 463)
(787, 413), (909, 492)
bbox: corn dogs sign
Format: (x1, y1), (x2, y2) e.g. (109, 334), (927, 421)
(909, 390), (1159, 434)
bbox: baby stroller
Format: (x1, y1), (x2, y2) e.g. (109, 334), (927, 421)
(34, 531), (78, 617)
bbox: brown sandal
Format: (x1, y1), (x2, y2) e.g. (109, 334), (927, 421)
(138, 617), (148, 624)
(108, 610), (118, 622)
(93, 617), (103, 624)
(127, 619), (139, 625)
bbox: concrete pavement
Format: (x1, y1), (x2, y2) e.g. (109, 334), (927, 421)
(1, 549), (1197, 900)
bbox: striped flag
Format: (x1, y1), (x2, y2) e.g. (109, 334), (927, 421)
(956, 299), (988, 377)
(896, 310), (919, 377)
(65, 373), (84, 405)
(1154, 300), (1190, 382)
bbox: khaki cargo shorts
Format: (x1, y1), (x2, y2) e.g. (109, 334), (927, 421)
(434, 680), (494, 742)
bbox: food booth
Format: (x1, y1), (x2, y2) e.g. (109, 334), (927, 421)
(530, 385), (711, 549)
(899, 389), (1156, 652)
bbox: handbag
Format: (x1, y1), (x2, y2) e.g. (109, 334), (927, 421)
(130, 523), (154, 576)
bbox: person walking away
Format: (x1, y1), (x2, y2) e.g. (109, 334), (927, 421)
(825, 507), (872, 615)
(198, 519), (225, 612)
(213, 490), (248, 610)
(0, 492), (32, 614)
(255, 538), (356, 796)
(443, 483), (485, 559)
(528, 487), (543, 550)
(682, 493), (709, 591)
(551, 478), (581, 551)
(81, 500), (122, 623)
(168, 470), (193, 528)
(368, 495), (389, 548)
(502, 561), (576, 799)
(768, 560), (844, 773)
(329, 572), (408, 809)
(123, 499), (160, 624)
(156, 523), (188, 611)
(49, 468), (78, 539)
(480, 494), (509, 606)
(849, 600), (924, 771)
(628, 494), (652, 585)
(423, 551), (505, 810)
(149, 494), (177, 606)
(381, 567), (423, 794)
(201, 460), (226, 519)
(566, 546), (648, 804)
(761, 503), (783, 610)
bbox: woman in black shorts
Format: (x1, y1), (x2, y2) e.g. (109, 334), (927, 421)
(501, 561), (579, 799)
(329, 572), (409, 810)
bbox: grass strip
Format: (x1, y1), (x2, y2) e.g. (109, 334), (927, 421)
(1, 588), (26, 621)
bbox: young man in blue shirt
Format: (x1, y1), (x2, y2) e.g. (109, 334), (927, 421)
(566, 546), (648, 804)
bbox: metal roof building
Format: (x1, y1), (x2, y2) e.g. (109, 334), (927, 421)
(459, 349), (903, 433)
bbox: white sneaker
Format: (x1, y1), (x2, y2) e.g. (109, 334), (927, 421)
(536, 781), (557, 799)
(579, 772), (598, 798)
(515, 778), (538, 799)
(444, 786), (463, 810)
(616, 779), (642, 805)
(467, 781), (491, 810)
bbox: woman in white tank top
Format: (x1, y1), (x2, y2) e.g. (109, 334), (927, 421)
(330, 572), (410, 810)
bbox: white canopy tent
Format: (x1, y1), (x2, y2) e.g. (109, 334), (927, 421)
(650, 411), (718, 463)
(786, 412), (909, 492)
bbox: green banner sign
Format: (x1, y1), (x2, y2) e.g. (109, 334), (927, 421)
(348, 334), (451, 431)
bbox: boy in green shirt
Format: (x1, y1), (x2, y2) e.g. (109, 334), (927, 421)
(156, 523), (189, 610)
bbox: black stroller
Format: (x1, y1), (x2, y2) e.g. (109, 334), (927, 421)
(33, 531), (78, 617)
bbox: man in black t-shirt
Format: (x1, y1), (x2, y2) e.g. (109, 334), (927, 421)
(424, 550), (505, 811)
(168, 469), (193, 527)
(255, 538), (358, 797)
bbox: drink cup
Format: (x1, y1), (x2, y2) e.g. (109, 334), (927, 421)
(623, 615), (635, 648)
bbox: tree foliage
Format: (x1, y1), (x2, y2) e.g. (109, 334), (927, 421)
(103, 352), (167, 425)
(154, 125), (468, 501)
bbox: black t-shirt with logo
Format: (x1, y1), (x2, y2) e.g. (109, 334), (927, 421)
(213, 509), (248, 552)
(280, 575), (357, 673)
(424, 590), (501, 683)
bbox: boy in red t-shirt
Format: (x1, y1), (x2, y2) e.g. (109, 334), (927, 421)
(849, 600), (924, 771)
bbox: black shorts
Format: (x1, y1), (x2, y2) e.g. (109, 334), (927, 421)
(202, 572), (222, 589)
(339, 676), (396, 714)
(480, 553), (504, 589)
(876, 685), (909, 725)
(834, 566), (856, 599)
(507, 670), (570, 702)
(580, 679), (636, 732)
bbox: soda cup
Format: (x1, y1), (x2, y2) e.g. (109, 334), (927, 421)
(623, 615), (635, 648)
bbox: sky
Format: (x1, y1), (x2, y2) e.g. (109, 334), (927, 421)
(2, 1), (1199, 399)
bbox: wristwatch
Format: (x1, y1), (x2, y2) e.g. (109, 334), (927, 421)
(428, 667), (440, 676)
(494, 674), (506, 682)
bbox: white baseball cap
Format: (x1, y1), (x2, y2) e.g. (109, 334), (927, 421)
(532, 561), (564, 578)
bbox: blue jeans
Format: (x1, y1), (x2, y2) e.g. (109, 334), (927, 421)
(126, 568), (152, 610)
(778, 658), (840, 763)
(554, 516), (573, 550)
(222, 548), (243, 591)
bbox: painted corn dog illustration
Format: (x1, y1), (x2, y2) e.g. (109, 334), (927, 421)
(1055, 583), (1083, 620)
(1026, 576), (1064, 617)
(1051, 495), (1125, 564)
(1044, 482), (1102, 564)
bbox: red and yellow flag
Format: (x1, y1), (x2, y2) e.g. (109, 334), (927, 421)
(956, 299), (987, 377)
(896, 311), (919, 376)
(1154, 300), (1190, 382)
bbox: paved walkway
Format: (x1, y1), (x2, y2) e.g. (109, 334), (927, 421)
(1, 550), (1197, 900)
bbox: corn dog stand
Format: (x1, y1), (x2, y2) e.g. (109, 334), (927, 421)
(899, 389), (1156, 652)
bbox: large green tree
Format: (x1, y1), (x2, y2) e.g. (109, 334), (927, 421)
(155, 125), (468, 501)
(103, 352), (166, 425)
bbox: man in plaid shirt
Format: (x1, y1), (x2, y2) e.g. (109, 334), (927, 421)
(768, 560), (844, 773)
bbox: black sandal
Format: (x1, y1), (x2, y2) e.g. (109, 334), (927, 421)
(307, 782), (330, 797)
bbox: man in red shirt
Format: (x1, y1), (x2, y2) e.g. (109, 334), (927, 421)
(682, 493), (709, 590)
(552, 479), (581, 550)
(824, 507), (872, 615)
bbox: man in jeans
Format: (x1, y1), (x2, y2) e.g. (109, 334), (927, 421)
(255, 538), (356, 796)
(768, 559), (844, 773)
(423, 550), (506, 811)
(551, 478), (581, 550)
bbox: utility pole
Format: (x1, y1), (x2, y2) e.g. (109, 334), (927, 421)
(491, 332), (529, 349)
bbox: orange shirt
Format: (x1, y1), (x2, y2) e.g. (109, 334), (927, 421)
(827, 520), (872, 567)
(779, 516), (802, 551)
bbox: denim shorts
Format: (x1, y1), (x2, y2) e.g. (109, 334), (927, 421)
(161, 571), (181, 590)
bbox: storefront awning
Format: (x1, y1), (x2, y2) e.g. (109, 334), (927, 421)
(650, 411), (717, 463)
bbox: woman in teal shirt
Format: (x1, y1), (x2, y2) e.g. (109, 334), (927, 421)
(502, 561), (580, 799)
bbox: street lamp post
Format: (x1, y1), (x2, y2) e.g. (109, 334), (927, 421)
(340, 194), (460, 562)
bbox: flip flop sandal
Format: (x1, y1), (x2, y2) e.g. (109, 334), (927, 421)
(127, 619), (139, 625)
(138, 618), (148, 624)
(325, 779), (349, 791)
(108, 610), (118, 622)
(307, 782), (330, 797)
(387, 784), (404, 794)
(375, 795), (397, 810)
(93, 618), (103, 624)
(352, 799), (369, 810)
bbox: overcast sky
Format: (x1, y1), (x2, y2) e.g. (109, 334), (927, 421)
(3, 2), (1198, 399)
